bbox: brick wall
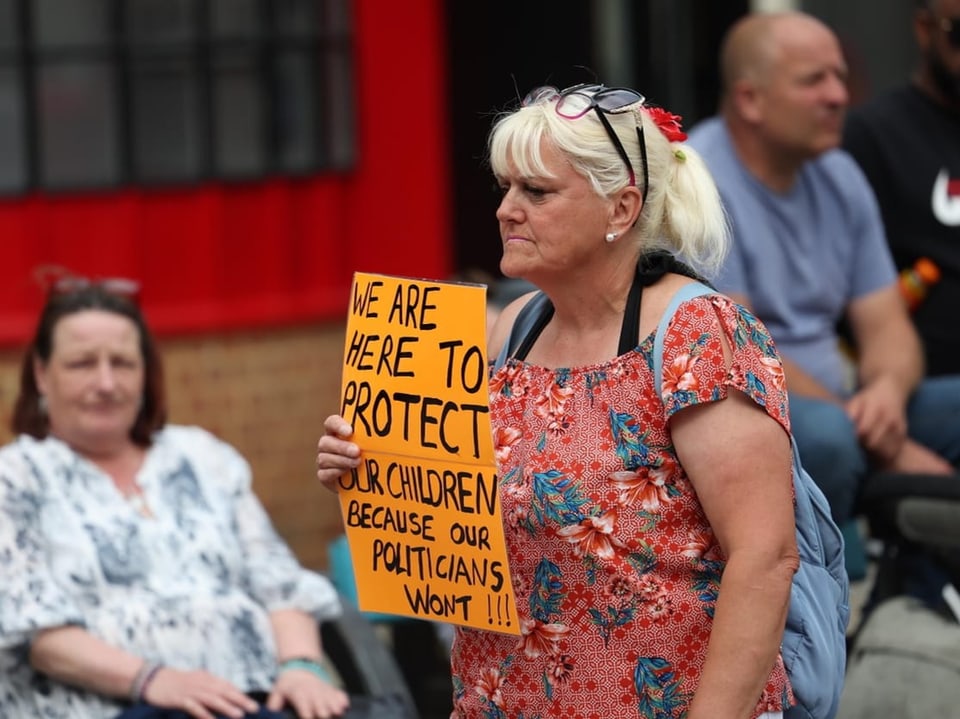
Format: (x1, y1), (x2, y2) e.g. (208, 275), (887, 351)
(0, 322), (349, 571)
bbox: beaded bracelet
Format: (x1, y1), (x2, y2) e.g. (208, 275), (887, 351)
(278, 657), (333, 683)
(129, 660), (163, 703)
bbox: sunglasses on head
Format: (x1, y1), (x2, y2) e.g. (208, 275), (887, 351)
(35, 265), (141, 302)
(522, 83), (649, 204)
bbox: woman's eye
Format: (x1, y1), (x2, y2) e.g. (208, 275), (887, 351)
(523, 184), (546, 197)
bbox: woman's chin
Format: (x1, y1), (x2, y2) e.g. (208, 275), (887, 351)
(499, 255), (532, 280)
(67, 415), (137, 446)
(499, 265), (520, 280)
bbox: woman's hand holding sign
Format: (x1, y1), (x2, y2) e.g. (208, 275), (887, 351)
(316, 415), (361, 491)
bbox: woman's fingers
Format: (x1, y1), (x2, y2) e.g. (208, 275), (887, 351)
(269, 671), (351, 718)
(146, 668), (258, 719)
(323, 415), (354, 438)
(317, 415), (360, 490)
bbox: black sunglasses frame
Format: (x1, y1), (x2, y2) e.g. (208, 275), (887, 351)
(523, 84), (650, 205)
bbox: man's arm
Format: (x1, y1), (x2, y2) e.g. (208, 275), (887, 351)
(846, 284), (955, 473)
(845, 284), (923, 461)
(848, 284), (923, 401)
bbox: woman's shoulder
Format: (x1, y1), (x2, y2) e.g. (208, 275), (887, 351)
(639, 275), (722, 336)
(0, 436), (32, 471)
(656, 278), (779, 356)
(0, 434), (65, 465)
(0, 435), (65, 495)
(487, 289), (543, 360)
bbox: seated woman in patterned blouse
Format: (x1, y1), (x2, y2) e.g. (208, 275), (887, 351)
(0, 280), (349, 719)
(317, 82), (802, 719)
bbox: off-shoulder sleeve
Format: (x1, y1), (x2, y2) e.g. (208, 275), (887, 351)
(0, 442), (85, 651)
(658, 294), (791, 433)
(171, 426), (342, 621)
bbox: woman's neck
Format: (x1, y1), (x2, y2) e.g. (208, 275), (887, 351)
(54, 432), (143, 478)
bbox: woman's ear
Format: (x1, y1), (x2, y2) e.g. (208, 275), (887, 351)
(33, 355), (49, 397)
(610, 184), (643, 233)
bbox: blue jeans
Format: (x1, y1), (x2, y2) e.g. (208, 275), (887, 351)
(789, 375), (960, 524)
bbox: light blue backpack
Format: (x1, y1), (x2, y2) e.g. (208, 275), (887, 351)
(493, 280), (851, 719)
(653, 282), (850, 719)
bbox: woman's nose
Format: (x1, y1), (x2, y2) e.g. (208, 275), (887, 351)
(95, 361), (117, 390)
(496, 189), (520, 222)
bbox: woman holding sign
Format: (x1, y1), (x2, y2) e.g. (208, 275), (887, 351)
(318, 82), (800, 719)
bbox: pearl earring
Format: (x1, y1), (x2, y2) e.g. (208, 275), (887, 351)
(605, 232), (617, 243)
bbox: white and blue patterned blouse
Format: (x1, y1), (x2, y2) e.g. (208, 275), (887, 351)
(0, 425), (341, 719)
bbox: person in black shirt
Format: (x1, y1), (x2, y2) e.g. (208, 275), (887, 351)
(844, 0), (960, 376)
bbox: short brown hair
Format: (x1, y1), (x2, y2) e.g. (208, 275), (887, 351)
(12, 285), (167, 446)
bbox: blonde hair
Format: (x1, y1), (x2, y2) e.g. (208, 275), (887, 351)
(488, 94), (729, 278)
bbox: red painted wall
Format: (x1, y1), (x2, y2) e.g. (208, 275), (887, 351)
(0, 0), (452, 346)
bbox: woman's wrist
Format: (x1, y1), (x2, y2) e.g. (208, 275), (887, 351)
(277, 656), (333, 683)
(129, 660), (163, 703)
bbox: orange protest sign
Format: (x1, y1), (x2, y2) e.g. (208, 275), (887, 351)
(337, 272), (518, 634)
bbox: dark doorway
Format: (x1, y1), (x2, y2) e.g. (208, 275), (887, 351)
(444, 1), (597, 278)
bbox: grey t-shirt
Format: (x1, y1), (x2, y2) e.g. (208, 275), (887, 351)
(687, 116), (897, 397)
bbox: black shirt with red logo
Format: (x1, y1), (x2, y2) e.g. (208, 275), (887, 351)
(844, 85), (960, 376)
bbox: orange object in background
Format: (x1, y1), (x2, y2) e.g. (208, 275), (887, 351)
(899, 257), (941, 311)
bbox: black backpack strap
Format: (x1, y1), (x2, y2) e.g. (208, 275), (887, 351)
(620, 252), (709, 354)
(618, 266), (646, 355)
(492, 253), (711, 371)
(492, 292), (553, 371)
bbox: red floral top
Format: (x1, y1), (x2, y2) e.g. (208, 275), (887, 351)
(451, 294), (794, 719)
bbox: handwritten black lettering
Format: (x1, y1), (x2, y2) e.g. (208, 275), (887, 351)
(376, 335), (417, 377)
(345, 499), (436, 540)
(386, 283), (440, 329)
(402, 583), (472, 620)
(338, 459), (385, 495)
(340, 381), (393, 437)
(383, 461), (498, 516)
(372, 538), (427, 578)
(351, 280), (383, 317)
(343, 331), (379, 371)
(438, 340), (485, 393)
(367, 539), (504, 591)
(449, 521), (491, 550)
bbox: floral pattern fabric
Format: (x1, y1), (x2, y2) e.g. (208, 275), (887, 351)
(451, 294), (794, 719)
(0, 425), (341, 719)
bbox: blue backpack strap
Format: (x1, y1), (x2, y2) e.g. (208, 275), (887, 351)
(652, 281), (714, 392)
(652, 282), (850, 719)
(492, 291), (552, 372)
